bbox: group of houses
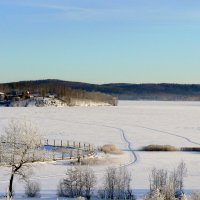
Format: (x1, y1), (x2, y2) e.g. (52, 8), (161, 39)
(0, 90), (57, 103)
(1, 90), (30, 101)
(0, 90), (31, 106)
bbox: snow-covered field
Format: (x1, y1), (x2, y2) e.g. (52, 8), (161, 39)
(0, 101), (200, 199)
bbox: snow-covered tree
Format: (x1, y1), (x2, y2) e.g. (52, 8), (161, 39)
(0, 120), (41, 198)
(177, 161), (187, 190)
(147, 162), (187, 200)
(83, 166), (96, 199)
(58, 166), (96, 199)
(100, 167), (135, 199)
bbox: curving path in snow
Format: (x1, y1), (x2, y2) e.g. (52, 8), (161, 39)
(135, 125), (200, 146)
(96, 124), (138, 166)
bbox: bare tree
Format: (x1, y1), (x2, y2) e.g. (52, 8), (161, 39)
(177, 161), (187, 190)
(0, 121), (41, 198)
(58, 166), (96, 199)
(149, 168), (168, 192)
(104, 167), (117, 199)
(147, 162), (187, 200)
(100, 167), (135, 199)
(58, 167), (83, 197)
(82, 166), (96, 199)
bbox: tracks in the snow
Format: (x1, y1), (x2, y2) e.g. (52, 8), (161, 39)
(96, 124), (138, 166)
(136, 125), (200, 146)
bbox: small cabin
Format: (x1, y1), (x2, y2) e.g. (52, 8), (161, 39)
(23, 91), (30, 99)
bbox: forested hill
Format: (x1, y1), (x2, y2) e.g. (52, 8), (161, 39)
(0, 80), (117, 106)
(1, 79), (200, 101)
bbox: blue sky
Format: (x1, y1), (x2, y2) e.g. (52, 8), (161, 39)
(0, 0), (200, 84)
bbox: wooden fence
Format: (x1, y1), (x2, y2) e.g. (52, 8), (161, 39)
(0, 139), (96, 165)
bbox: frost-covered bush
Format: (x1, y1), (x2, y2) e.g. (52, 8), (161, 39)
(147, 161), (187, 200)
(189, 191), (200, 200)
(58, 166), (96, 199)
(144, 188), (165, 200)
(25, 181), (41, 197)
(99, 167), (136, 199)
(101, 144), (122, 154)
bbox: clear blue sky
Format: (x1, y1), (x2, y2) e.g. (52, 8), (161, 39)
(1, 0), (200, 84)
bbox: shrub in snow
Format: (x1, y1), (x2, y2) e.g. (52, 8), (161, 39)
(25, 181), (41, 197)
(101, 144), (122, 154)
(99, 167), (136, 199)
(144, 188), (165, 200)
(142, 144), (177, 151)
(147, 161), (187, 200)
(189, 191), (200, 200)
(58, 166), (96, 199)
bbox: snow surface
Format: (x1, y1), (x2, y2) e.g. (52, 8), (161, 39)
(0, 101), (200, 199)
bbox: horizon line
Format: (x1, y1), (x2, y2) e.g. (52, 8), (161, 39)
(0, 79), (200, 86)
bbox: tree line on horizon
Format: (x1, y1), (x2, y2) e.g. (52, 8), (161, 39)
(0, 81), (117, 106)
(1, 79), (200, 101)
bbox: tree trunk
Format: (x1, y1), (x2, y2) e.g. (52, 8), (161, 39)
(9, 172), (14, 198)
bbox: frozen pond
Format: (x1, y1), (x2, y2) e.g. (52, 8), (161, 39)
(0, 101), (200, 198)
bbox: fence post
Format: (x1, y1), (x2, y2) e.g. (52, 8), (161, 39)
(67, 140), (69, 147)
(77, 149), (80, 163)
(47, 139), (48, 145)
(53, 151), (55, 161)
(61, 140), (62, 147)
(43, 152), (45, 162)
(73, 141), (75, 148)
(79, 142), (81, 148)
(54, 139), (55, 147)
(70, 150), (72, 159)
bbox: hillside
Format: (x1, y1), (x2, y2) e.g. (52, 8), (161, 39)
(0, 80), (117, 106)
(1, 79), (200, 101)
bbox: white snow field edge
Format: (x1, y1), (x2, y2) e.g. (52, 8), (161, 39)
(0, 101), (200, 199)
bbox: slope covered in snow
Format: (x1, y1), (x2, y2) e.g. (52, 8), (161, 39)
(7, 97), (112, 107)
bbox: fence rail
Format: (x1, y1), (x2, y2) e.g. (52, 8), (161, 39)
(0, 139), (96, 165)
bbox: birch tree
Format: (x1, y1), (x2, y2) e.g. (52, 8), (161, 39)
(0, 120), (41, 198)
